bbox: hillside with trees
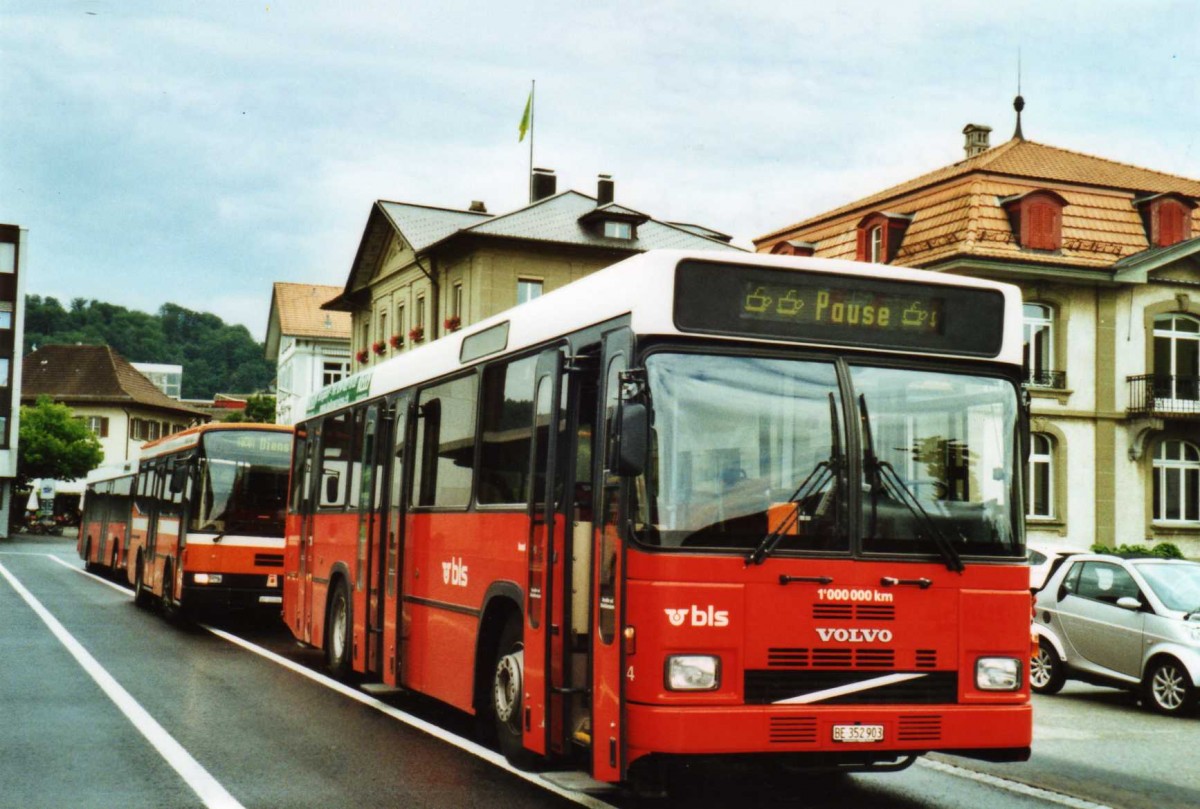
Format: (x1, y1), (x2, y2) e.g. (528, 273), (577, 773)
(24, 297), (274, 399)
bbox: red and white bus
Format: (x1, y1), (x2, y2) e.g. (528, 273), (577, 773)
(125, 422), (293, 616)
(283, 250), (1032, 788)
(79, 462), (137, 575)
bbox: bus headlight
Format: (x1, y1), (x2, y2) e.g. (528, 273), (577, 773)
(665, 655), (720, 691)
(976, 657), (1021, 690)
(193, 573), (223, 585)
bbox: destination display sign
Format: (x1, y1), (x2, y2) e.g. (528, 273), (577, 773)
(673, 260), (1005, 357)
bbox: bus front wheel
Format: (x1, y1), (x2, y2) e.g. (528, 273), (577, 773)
(492, 615), (537, 768)
(326, 580), (352, 680)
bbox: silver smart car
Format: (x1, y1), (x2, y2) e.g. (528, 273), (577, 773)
(1031, 553), (1200, 715)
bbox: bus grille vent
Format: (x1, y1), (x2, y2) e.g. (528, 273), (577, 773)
(768, 716), (818, 744)
(855, 604), (896, 621)
(768, 648), (896, 669)
(745, 671), (958, 705)
(812, 604), (853, 620)
(898, 715), (942, 742)
(915, 650), (938, 668)
(255, 553), (285, 568)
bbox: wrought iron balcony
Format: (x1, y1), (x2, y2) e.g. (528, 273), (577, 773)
(1127, 374), (1200, 418)
(1022, 369), (1067, 390)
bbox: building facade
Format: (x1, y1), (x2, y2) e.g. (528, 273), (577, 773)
(0, 225), (27, 537)
(325, 172), (741, 371)
(756, 119), (1200, 557)
(264, 283), (352, 424)
(22, 344), (207, 467)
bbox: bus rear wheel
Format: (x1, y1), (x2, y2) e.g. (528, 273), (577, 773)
(83, 538), (96, 572)
(133, 555), (152, 609)
(326, 580), (352, 680)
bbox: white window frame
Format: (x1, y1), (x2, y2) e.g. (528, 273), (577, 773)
(517, 278), (543, 305)
(1023, 303), (1055, 384)
(1026, 433), (1054, 519)
(1153, 439), (1200, 524)
(868, 225), (884, 263)
(1153, 314), (1200, 402)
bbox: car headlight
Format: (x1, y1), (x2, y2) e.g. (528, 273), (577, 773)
(976, 657), (1021, 691)
(665, 655), (720, 691)
(193, 573), (223, 585)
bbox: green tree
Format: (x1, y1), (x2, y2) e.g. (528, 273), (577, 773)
(221, 394), (277, 424)
(18, 396), (104, 485)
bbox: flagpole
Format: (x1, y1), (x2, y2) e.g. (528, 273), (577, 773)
(527, 79), (535, 203)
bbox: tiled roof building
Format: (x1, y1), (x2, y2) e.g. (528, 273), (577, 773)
(264, 283), (352, 424)
(755, 115), (1200, 557)
(22, 344), (206, 465)
(326, 172), (741, 369)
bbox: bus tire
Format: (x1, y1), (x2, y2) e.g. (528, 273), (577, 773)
(161, 560), (177, 619)
(492, 615), (538, 769)
(133, 554), (152, 609)
(83, 538), (95, 572)
(111, 545), (120, 576)
(325, 579), (353, 680)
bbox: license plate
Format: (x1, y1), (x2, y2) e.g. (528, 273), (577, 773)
(258, 595), (283, 604)
(833, 724), (884, 743)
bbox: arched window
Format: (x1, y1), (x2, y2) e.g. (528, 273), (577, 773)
(869, 226), (884, 263)
(1153, 314), (1200, 403)
(1153, 439), (1200, 523)
(1026, 433), (1055, 519)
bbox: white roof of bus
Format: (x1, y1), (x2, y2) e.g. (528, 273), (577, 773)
(303, 249), (1023, 418)
(85, 460), (139, 484)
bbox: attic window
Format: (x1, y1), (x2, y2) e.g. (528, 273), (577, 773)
(769, 240), (815, 258)
(1000, 190), (1068, 252)
(1134, 194), (1195, 248)
(604, 220), (633, 240)
(855, 213), (912, 264)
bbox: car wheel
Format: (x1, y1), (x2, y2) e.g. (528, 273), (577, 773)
(325, 580), (352, 680)
(1144, 658), (1194, 716)
(492, 615), (539, 769)
(1030, 639), (1066, 695)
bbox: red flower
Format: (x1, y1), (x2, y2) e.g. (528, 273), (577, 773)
(355, 349), (369, 364)
(444, 315), (462, 332)
(388, 334), (403, 349)
(408, 325), (425, 343)
(372, 340), (386, 355)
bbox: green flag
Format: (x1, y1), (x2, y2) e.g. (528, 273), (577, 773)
(518, 90), (532, 142)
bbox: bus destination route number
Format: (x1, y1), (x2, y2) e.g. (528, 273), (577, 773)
(741, 282), (943, 335)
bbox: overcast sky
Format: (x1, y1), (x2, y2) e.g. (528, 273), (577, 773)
(2, 1), (1197, 341)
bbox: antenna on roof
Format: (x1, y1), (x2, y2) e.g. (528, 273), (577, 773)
(1013, 49), (1025, 141)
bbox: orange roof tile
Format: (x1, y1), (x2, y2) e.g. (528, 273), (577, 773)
(272, 283), (351, 339)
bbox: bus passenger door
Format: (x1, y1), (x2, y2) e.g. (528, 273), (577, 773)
(298, 424), (320, 644)
(382, 393), (409, 687)
(524, 346), (566, 757)
(592, 328), (631, 782)
(356, 403), (388, 676)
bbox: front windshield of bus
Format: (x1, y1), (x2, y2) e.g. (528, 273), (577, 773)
(639, 352), (848, 551)
(851, 365), (1021, 558)
(190, 430), (291, 537)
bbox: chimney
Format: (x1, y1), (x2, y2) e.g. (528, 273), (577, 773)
(597, 174), (614, 206)
(531, 167), (556, 202)
(962, 124), (992, 158)
(469, 200), (487, 213)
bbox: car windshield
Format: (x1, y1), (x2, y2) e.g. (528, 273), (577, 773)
(850, 365), (1021, 558)
(190, 430), (292, 537)
(638, 353), (847, 551)
(1136, 562), (1200, 612)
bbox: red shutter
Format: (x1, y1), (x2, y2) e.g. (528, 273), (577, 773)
(1157, 201), (1184, 247)
(855, 227), (868, 261)
(1026, 202), (1058, 250)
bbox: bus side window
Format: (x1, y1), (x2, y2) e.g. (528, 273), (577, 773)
(412, 374), (478, 509)
(478, 355), (537, 506)
(290, 427), (310, 516)
(598, 357), (623, 645)
(320, 411), (353, 510)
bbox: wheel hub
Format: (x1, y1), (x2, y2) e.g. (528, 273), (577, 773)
(494, 650), (523, 724)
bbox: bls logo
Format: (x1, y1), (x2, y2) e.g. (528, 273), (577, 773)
(442, 557), (469, 587)
(664, 605), (730, 628)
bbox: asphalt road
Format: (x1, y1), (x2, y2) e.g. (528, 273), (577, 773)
(2, 532), (1197, 809)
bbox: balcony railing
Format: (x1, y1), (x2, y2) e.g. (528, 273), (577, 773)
(1023, 369), (1067, 390)
(1127, 374), (1200, 418)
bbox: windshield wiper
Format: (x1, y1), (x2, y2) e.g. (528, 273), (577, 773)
(859, 394), (964, 574)
(748, 393), (842, 566)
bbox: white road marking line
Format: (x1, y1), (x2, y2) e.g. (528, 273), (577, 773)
(46, 554), (133, 595)
(0, 560), (245, 809)
(205, 626), (620, 809)
(919, 759), (1118, 809)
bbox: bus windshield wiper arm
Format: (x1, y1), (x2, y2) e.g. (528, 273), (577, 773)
(748, 393), (842, 566)
(859, 394), (964, 574)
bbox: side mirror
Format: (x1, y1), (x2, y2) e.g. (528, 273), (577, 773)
(324, 473), (340, 504)
(616, 402), (648, 477)
(1116, 596), (1142, 611)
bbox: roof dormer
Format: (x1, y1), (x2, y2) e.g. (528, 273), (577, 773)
(578, 203), (649, 241)
(999, 189), (1068, 252)
(1133, 193), (1196, 248)
(855, 212), (912, 264)
(769, 239), (815, 257)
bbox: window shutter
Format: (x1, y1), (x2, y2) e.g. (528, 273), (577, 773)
(1026, 202), (1059, 250)
(855, 226), (868, 261)
(100, 417), (109, 438)
(1158, 201), (1184, 246)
